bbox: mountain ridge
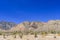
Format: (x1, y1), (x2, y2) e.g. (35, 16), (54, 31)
(0, 20), (60, 32)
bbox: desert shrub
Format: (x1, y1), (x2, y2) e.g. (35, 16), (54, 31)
(41, 31), (47, 36)
(50, 31), (56, 34)
(34, 32), (38, 38)
(57, 32), (60, 36)
(19, 33), (23, 38)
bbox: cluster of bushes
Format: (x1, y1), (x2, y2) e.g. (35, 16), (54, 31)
(0, 30), (60, 39)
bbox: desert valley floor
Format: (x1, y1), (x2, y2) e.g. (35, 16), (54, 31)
(0, 34), (60, 40)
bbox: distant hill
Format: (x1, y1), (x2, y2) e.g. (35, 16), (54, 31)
(0, 21), (17, 30)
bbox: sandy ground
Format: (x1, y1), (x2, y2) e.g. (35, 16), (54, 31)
(0, 34), (60, 40)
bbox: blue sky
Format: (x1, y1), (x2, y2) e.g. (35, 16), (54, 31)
(0, 0), (60, 23)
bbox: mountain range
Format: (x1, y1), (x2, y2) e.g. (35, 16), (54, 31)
(0, 20), (60, 32)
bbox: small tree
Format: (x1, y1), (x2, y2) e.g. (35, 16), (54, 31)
(0, 32), (2, 35)
(3, 33), (6, 39)
(12, 31), (17, 38)
(34, 32), (38, 38)
(19, 31), (23, 39)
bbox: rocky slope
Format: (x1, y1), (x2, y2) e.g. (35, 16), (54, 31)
(10, 20), (60, 32)
(0, 20), (60, 32)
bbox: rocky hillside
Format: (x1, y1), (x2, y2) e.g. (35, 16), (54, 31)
(10, 20), (60, 32)
(0, 20), (60, 32)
